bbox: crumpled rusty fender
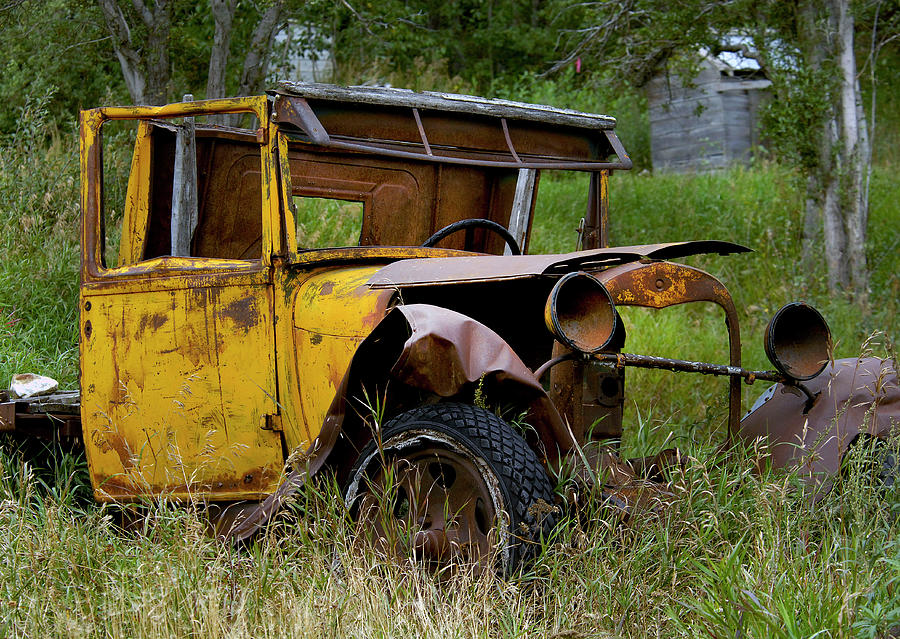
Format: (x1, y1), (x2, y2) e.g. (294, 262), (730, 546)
(382, 304), (570, 448)
(222, 303), (570, 541)
(738, 357), (900, 495)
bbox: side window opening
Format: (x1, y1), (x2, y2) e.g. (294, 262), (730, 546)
(103, 118), (265, 268)
(101, 119), (139, 269)
(293, 196), (363, 249)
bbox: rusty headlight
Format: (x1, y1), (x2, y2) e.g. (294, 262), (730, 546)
(764, 302), (832, 381)
(544, 271), (617, 353)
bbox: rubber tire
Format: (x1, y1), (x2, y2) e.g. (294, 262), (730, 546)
(345, 402), (558, 575)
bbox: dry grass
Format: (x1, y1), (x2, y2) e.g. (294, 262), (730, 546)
(2, 97), (899, 638)
(0, 435), (898, 637)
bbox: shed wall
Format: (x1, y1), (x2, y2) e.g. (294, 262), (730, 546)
(648, 61), (770, 172)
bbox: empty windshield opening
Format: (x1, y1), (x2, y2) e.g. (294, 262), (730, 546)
(529, 172), (591, 254)
(100, 119), (139, 268)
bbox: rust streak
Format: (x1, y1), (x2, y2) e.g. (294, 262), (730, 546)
(220, 296), (258, 330)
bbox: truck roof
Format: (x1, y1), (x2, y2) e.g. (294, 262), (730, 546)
(274, 82), (618, 131)
(271, 82), (631, 172)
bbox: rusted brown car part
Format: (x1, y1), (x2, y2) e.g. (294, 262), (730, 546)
(739, 357), (900, 494)
(0, 391), (81, 441)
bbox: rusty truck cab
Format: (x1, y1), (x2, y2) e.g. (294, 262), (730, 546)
(76, 87), (637, 503)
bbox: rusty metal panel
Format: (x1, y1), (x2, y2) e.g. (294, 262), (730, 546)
(286, 149), (429, 248)
(283, 146), (520, 253)
(0, 401), (15, 432)
(739, 357), (900, 494)
(549, 349), (625, 444)
(272, 90), (631, 170)
(598, 260), (743, 434)
(80, 272), (284, 501)
(139, 124), (265, 261)
(367, 241), (750, 288)
(277, 266), (394, 451)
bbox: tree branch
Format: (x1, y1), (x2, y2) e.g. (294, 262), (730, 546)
(237, 0), (285, 96)
(131, 0), (154, 28)
(0, 0), (26, 13)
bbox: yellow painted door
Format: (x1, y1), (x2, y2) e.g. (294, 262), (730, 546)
(80, 267), (285, 502)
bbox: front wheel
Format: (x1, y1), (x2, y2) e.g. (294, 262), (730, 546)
(344, 403), (558, 575)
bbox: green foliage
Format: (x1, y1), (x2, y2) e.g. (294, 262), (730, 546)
(294, 197), (364, 248)
(301, 0), (564, 91)
(866, 47), (900, 166)
(0, 91), (80, 388)
(0, 0), (124, 135)
(760, 65), (836, 171)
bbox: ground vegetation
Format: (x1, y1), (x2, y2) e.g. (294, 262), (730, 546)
(0, 2), (898, 635)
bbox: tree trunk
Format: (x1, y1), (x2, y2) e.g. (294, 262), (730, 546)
(822, 164), (849, 292)
(217, 0), (284, 127)
(96, 0), (172, 105)
(237, 0), (284, 96)
(207, 0), (237, 125)
(139, 0), (172, 105)
(97, 0), (148, 103)
(836, 0), (869, 305)
(801, 174), (822, 279)
(797, 0), (869, 300)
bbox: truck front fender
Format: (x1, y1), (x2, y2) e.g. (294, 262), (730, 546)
(738, 357), (900, 496)
(327, 303), (572, 471)
(222, 303), (570, 541)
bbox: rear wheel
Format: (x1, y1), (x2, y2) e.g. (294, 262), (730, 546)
(344, 403), (557, 575)
(843, 434), (899, 488)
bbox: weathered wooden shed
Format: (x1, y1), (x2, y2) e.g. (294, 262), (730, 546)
(648, 51), (771, 172)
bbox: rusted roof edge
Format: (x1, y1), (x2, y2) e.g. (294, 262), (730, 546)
(274, 82), (618, 130)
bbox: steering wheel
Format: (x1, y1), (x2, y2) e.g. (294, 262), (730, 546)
(421, 218), (522, 255)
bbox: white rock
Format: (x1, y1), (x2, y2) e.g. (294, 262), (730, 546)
(9, 373), (59, 399)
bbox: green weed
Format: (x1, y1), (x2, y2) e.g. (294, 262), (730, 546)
(1, 92), (898, 637)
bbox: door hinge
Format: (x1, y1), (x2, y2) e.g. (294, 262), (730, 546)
(262, 413), (283, 431)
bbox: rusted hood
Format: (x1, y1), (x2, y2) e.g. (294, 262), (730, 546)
(738, 357), (900, 491)
(367, 241), (750, 288)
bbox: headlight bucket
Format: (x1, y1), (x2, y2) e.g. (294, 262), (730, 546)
(544, 271), (617, 354)
(764, 302), (832, 381)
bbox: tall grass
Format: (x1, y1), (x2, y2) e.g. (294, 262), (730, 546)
(1, 97), (898, 637)
(0, 94), (80, 388)
(0, 436), (897, 637)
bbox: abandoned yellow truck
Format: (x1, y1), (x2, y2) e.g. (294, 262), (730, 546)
(2, 83), (896, 574)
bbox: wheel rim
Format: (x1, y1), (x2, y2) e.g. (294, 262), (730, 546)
(352, 440), (501, 570)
